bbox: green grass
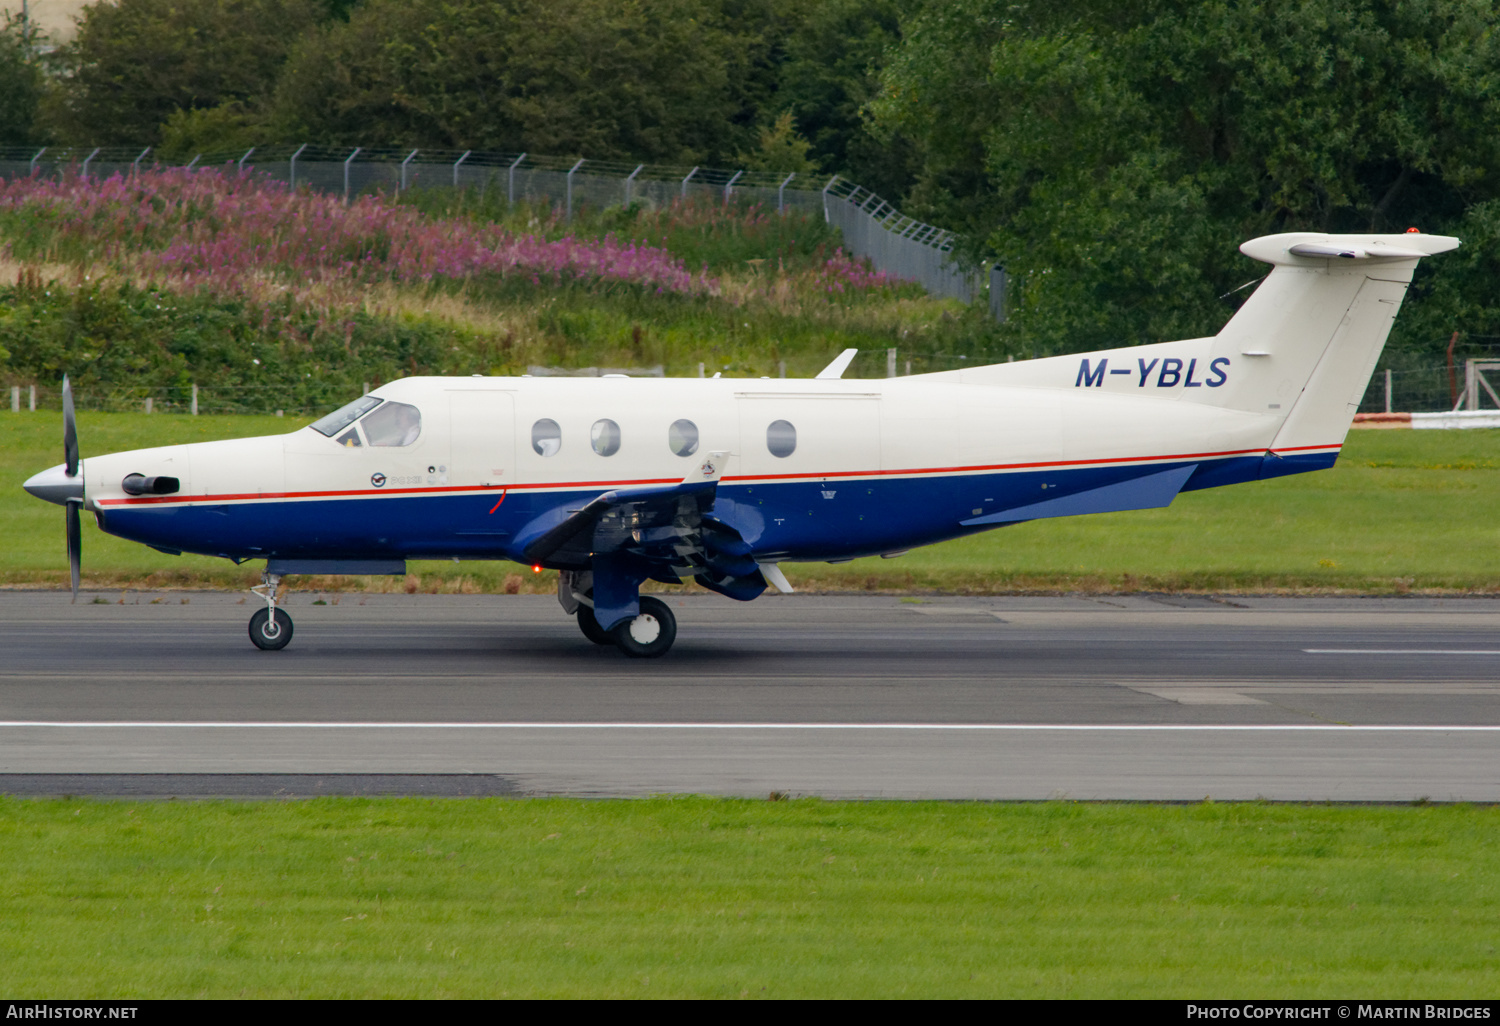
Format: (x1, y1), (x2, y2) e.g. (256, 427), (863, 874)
(5, 412), (1500, 593)
(1, 797), (1494, 998)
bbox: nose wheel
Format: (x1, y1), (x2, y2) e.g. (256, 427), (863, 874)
(248, 572), (294, 650)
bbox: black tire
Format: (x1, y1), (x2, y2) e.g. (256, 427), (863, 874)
(611, 595), (676, 658)
(249, 607), (293, 651)
(577, 605), (613, 645)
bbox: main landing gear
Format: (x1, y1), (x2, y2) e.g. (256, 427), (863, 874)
(562, 571), (678, 658)
(579, 595), (677, 658)
(249, 571), (293, 650)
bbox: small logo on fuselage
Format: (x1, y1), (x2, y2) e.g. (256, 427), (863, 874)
(371, 473), (387, 488)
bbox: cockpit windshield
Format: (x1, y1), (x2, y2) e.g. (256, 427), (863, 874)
(310, 396), (382, 437)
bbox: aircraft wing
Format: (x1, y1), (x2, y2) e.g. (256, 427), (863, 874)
(517, 452), (771, 603)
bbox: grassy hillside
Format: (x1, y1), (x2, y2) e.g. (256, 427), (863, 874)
(0, 169), (1003, 417)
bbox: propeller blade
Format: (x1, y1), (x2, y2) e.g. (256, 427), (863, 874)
(66, 500), (81, 603)
(62, 375), (79, 477)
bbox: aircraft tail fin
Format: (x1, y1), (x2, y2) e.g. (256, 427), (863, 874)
(1207, 232), (1458, 452)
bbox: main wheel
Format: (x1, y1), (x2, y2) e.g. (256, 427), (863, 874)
(611, 595), (676, 658)
(577, 605), (613, 645)
(248, 607), (294, 651)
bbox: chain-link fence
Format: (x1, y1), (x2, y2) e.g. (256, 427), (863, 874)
(0, 144), (993, 312)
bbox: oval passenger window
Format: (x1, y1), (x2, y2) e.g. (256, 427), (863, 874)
(591, 419), (621, 457)
(532, 418), (562, 457)
(766, 419), (796, 458)
(667, 419), (699, 457)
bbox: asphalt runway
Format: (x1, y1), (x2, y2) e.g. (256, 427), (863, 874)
(0, 590), (1496, 800)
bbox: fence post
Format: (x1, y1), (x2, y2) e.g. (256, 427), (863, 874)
(778, 360), (786, 378)
(289, 143), (307, 189)
(455, 150), (472, 188)
(821, 175), (838, 224)
(9, 387), (16, 413)
(132, 147), (150, 177)
(566, 159), (585, 221)
(1467, 359), (1478, 411)
(238, 147), (255, 172)
(343, 147), (361, 205)
(506, 152), (523, 204)
(400, 149), (418, 192)
(778, 172), (795, 215)
(724, 170), (743, 202)
(29, 383), (35, 411)
(186, 155), (200, 169)
(29, 147), (44, 176)
(625, 164), (643, 207)
(144, 397), (153, 415)
(887, 349), (897, 378)
(681, 166), (698, 201)
(80, 147), (100, 179)
(191, 384), (199, 417)
(1385, 368), (1392, 414)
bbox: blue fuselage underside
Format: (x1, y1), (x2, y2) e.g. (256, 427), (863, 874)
(97, 451), (1334, 565)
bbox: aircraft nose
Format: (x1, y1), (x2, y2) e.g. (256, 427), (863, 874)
(23, 463), (84, 506)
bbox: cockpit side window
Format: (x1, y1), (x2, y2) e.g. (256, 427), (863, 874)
(335, 427), (363, 447)
(361, 401), (422, 446)
(310, 395), (382, 437)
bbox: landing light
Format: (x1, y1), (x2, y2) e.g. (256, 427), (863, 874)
(532, 565), (542, 573)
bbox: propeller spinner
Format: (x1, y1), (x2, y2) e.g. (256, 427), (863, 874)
(21, 376), (84, 602)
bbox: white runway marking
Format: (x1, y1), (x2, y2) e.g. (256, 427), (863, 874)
(2, 721), (1498, 731)
(1305, 649), (1500, 655)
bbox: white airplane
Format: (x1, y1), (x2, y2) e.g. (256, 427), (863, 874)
(24, 230), (1458, 656)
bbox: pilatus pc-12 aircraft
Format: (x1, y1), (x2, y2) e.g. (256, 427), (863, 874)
(24, 231), (1457, 657)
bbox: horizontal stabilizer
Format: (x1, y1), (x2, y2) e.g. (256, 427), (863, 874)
(959, 465), (1197, 526)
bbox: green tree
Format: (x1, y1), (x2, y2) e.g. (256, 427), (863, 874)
(272, 0), (792, 163)
(46, 0), (325, 146)
(873, 0), (1500, 354)
(772, 0), (918, 197)
(0, 12), (46, 146)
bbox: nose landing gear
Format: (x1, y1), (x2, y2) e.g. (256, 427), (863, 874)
(249, 572), (294, 650)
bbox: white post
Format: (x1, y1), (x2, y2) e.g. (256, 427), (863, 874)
(778, 172), (795, 215)
(887, 348), (897, 378)
(80, 147), (101, 179)
(186, 155), (200, 169)
(362, 382), (370, 395)
(566, 159), (585, 221)
(681, 167), (698, 201)
(821, 175), (838, 224)
(506, 152), (523, 204)
(1385, 368), (1392, 414)
(724, 169), (743, 202)
(238, 147), (255, 172)
(778, 360), (786, 378)
(29, 147), (45, 177)
(29, 383), (36, 411)
(625, 163), (643, 206)
(697, 362), (705, 378)
(343, 147), (361, 205)
(400, 149), (418, 192)
(133, 147), (150, 177)
(191, 384), (198, 416)
(289, 143), (307, 190)
(9, 386), (17, 413)
(144, 397), (153, 414)
(454, 150), (471, 189)
(276, 409), (284, 418)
